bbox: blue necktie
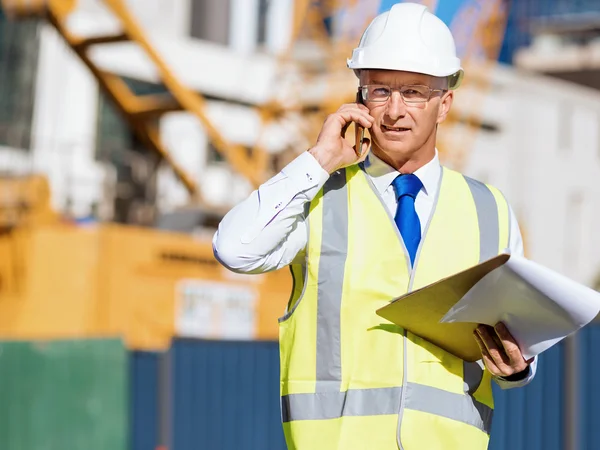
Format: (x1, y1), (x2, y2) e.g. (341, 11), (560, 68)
(392, 174), (423, 266)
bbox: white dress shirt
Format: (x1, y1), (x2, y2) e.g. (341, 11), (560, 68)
(213, 150), (536, 388)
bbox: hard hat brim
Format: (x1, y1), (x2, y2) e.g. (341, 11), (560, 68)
(349, 61), (464, 90)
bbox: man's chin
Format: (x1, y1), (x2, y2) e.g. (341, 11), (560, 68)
(374, 137), (414, 155)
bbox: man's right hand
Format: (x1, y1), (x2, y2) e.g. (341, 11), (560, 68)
(308, 103), (374, 174)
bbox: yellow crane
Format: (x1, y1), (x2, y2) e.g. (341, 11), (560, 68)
(1, 0), (276, 201)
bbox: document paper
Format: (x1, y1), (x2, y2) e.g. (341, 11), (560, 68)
(440, 254), (600, 360)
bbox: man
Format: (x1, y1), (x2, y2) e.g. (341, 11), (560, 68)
(214, 3), (536, 449)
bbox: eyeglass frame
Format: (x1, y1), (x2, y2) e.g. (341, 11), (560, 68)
(358, 84), (448, 104)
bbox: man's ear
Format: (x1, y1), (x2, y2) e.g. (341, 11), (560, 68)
(437, 90), (454, 124)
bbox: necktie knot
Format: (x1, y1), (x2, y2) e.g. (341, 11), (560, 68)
(392, 174), (423, 200)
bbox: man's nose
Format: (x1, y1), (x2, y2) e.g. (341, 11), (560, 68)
(385, 90), (407, 120)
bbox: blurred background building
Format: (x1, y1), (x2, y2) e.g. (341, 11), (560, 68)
(0, 0), (599, 449)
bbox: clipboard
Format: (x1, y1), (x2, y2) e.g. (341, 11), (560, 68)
(376, 252), (510, 362)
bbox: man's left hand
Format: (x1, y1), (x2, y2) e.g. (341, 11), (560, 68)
(473, 322), (533, 378)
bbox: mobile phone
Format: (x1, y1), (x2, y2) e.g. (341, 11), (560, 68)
(354, 90), (365, 157)
(354, 123), (365, 157)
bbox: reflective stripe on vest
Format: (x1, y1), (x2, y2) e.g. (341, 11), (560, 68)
(464, 175), (500, 262)
(315, 171), (346, 393)
(282, 381), (492, 433)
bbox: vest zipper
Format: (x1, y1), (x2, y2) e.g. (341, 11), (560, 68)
(360, 165), (445, 450)
(397, 168), (444, 450)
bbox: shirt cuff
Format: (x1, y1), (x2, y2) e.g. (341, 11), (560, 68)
(493, 356), (537, 390)
(281, 151), (330, 202)
(499, 366), (529, 381)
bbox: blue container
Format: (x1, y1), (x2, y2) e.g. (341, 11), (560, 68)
(489, 339), (564, 450)
(578, 325), (600, 450)
(169, 339), (285, 450)
(130, 351), (161, 450)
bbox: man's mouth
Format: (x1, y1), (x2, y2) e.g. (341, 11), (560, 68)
(382, 124), (411, 132)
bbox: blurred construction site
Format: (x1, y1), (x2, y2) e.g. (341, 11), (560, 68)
(0, 0), (599, 449)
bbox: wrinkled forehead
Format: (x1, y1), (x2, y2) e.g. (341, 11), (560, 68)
(360, 69), (447, 89)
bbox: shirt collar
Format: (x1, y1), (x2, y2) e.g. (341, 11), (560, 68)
(363, 149), (441, 197)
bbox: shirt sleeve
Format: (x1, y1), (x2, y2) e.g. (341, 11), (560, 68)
(213, 151), (330, 274)
(491, 204), (537, 389)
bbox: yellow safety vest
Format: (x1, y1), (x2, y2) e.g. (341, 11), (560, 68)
(279, 164), (510, 450)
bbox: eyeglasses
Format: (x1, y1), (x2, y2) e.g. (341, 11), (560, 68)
(359, 84), (447, 104)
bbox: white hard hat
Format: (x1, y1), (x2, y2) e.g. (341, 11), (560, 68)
(347, 2), (464, 89)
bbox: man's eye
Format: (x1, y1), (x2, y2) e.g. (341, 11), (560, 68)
(372, 88), (389, 95)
